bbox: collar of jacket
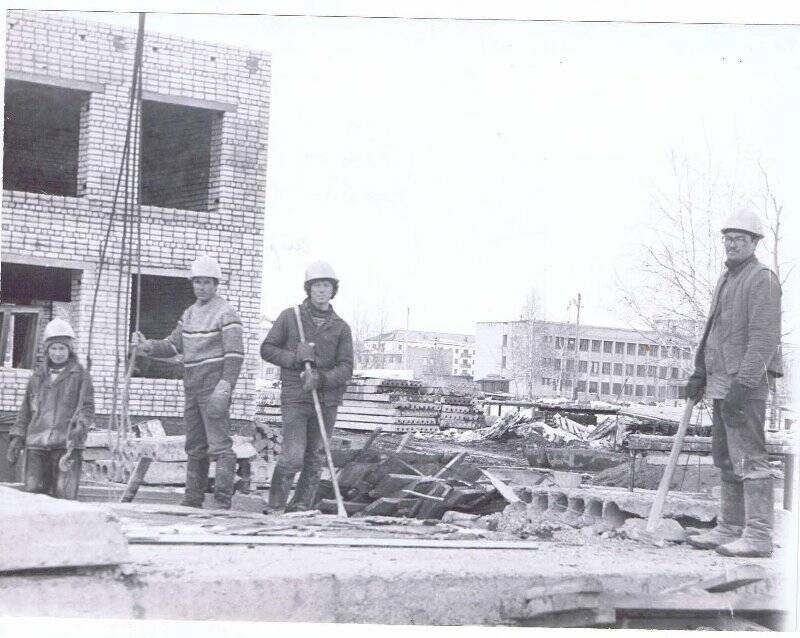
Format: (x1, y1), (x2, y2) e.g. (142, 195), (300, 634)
(36, 357), (81, 384)
(301, 298), (338, 322)
(724, 254), (757, 275)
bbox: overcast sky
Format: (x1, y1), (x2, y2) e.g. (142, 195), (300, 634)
(56, 4), (799, 338)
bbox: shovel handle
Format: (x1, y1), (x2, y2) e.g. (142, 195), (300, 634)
(645, 398), (696, 533)
(294, 306), (348, 518)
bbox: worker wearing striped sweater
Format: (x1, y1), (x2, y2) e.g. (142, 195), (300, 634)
(133, 255), (244, 509)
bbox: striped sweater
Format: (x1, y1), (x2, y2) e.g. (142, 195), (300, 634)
(149, 295), (244, 392)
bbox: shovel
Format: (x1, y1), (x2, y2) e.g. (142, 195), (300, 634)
(294, 305), (348, 518)
(626, 398), (696, 545)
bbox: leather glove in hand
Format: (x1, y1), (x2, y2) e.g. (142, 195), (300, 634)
(296, 342), (316, 366)
(207, 379), (232, 419)
(301, 369), (323, 393)
(722, 381), (749, 418)
(131, 331), (152, 354)
(6, 436), (23, 465)
(684, 373), (706, 402)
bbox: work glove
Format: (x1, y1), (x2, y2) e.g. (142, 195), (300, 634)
(67, 420), (87, 447)
(6, 436), (23, 465)
(295, 342), (316, 367)
(300, 369), (324, 393)
(684, 372), (706, 403)
(722, 381), (749, 422)
(207, 379), (232, 419)
(131, 331), (152, 354)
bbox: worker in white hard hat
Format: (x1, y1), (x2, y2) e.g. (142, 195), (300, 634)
(132, 255), (244, 509)
(260, 260), (353, 513)
(685, 208), (782, 558)
(7, 318), (94, 499)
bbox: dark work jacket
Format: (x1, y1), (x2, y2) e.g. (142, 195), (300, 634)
(691, 256), (782, 387)
(10, 357), (95, 450)
(260, 299), (353, 406)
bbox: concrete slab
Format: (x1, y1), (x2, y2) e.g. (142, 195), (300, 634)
(0, 486), (129, 572)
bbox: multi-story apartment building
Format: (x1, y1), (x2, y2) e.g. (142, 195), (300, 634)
(475, 320), (696, 403)
(1, 11), (270, 428)
(359, 330), (475, 379)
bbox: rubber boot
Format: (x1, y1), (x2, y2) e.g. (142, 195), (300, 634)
(286, 467), (321, 512)
(213, 455), (237, 510)
(263, 466), (294, 515)
(180, 457), (210, 508)
(716, 478), (774, 558)
(688, 480), (744, 549)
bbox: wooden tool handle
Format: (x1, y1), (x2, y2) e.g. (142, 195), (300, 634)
(646, 398), (696, 532)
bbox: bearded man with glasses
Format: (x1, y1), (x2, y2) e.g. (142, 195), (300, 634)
(684, 209), (782, 557)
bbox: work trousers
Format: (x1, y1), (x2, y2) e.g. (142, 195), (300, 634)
(276, 402), (338, 475)
(711, 398), (773, 482)
(24, 448), (82, 500)
(184, 388), (234, 462)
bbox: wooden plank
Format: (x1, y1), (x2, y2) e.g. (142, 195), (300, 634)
(126, 534), (542, 549)
(434, 452), (466, 478)
(611, 592), (788, 613)
(659, 565), (767, 595)
(481, 469), (520, 503)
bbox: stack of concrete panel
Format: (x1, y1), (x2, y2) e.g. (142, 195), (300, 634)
(338, 378), (440, 433)
(0, 485), (128, 572)
(437, 393), (485, 430)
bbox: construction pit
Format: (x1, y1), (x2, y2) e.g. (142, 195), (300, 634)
(1, 430), (797, 631)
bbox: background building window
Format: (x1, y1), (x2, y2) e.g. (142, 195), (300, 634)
(601, 362), (611, 374)
(603, 341), (613, 353)
(615, 342), (625, 354)
(579, 339), (589, 351)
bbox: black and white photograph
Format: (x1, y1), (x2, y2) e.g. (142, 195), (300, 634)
(0, 1), (797, 634)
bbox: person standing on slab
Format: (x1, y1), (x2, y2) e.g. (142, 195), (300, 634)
(7, 318), (94, 500)
(260, 261), (353, 513)
(132, 255), (244, 509)
(685, 209), (782, 558)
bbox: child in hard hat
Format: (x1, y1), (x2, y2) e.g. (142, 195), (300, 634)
(132, 255), (244, 509)
(7, 318), (94, 499)
(260, 261), (354, 513)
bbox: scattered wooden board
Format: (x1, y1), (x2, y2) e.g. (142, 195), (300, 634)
(126, 533), (541, 550)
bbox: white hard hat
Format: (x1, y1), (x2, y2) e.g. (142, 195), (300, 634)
(43, 318), (76, 341)
(189, 255), (223, 280)
(304, 260), (338, 284)
(721, 208), (764, 239)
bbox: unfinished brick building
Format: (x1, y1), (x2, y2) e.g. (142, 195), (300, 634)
(1, 10), (270, 432)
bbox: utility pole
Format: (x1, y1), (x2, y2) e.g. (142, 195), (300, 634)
(570, 293), (582, 401)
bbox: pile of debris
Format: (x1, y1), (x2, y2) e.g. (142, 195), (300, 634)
(312, 441), (508, 519)
(439, 408), (620, 450)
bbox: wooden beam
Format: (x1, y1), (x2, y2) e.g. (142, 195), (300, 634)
(127, 534), (541, 550)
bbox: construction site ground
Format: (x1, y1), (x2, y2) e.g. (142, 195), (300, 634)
(1, 432), (796, 629)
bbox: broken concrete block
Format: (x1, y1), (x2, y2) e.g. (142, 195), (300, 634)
(0, 486), (128, 572)
(553, 471), (581, 488)
(131, 436), (187, 462)
(441, 511), (480, 524)
(622, 517), (687, 543)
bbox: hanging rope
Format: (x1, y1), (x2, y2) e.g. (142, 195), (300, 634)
(82, 14), (146, 454)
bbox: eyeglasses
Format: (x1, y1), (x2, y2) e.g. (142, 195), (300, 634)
(722, 235), (751, 246)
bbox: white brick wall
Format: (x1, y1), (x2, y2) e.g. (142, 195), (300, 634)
(2, 10), (270, 424)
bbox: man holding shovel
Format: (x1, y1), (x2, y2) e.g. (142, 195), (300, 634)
(260, 261), (353, 513)
(685, 209), (782, 558)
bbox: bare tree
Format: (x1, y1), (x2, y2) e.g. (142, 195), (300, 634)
(508, 288), (546, 398)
